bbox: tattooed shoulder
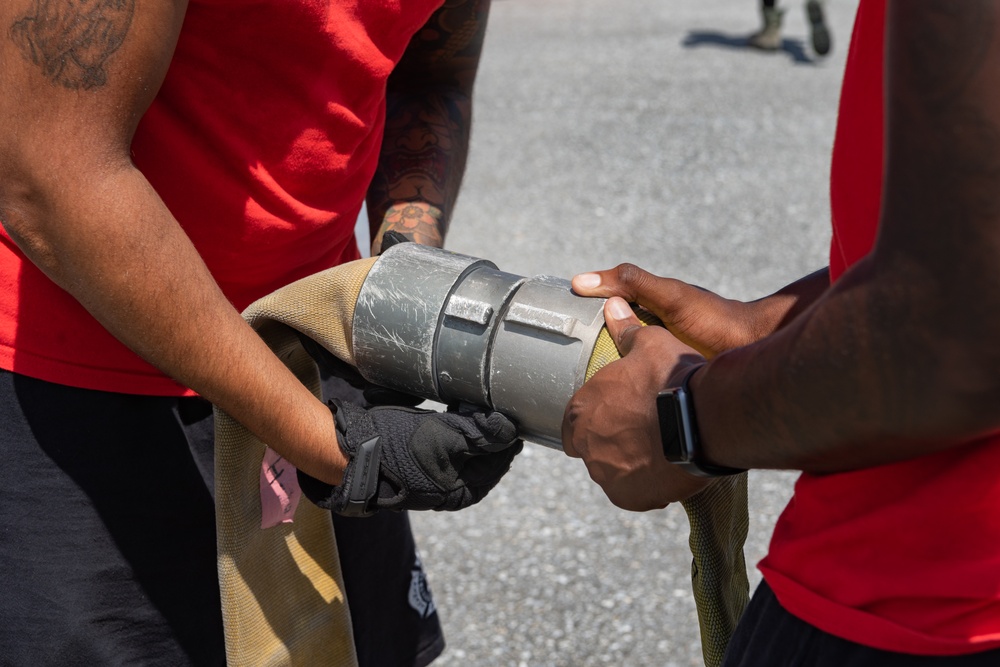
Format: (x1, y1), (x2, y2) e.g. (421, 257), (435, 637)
(9, 0), (136, 90)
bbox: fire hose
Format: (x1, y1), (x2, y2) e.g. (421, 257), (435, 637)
(214, 243), (749, 666)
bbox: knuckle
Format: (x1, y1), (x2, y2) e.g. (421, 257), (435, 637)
(614, 262), (646, 288)
(626, 323), (658, 348)
(613, 263), (663, 303)
(658, 278), (684, 308)
(560, 408), (581, 456)
(615, 322), (642, 341)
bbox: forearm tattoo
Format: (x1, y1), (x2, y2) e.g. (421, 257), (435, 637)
(417, 0), (489, 72)
(367, 0), (489, 250)
(369, 93), (469, 227)
(372, 202), (445, 251)
(10, 0), (135, 90)
(368, 93), (469, 251)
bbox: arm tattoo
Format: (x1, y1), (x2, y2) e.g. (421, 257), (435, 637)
(372, 202), (444, 251)
(10, 0), (136, 90)
(367, 0), (489, 250)
(368, 94), (469, 236)
(418, 0), (489, 69)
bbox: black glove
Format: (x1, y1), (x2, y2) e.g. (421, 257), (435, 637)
(377, 229), (411, 254)
(298, 399), (523, 516)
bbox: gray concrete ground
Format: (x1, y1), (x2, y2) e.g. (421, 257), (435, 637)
(403, 1), (861, 665)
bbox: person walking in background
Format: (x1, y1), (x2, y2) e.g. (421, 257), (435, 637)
(749, 0), (831, 56)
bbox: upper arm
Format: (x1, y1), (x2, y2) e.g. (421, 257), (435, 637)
(367, 0), (492, 244)
(880, 2), (1000, 292)
(0, 0), (188, 178)
(389, 0), (492, 95)
(878, 1), (1000, 382)
(0, 0), (188, 258)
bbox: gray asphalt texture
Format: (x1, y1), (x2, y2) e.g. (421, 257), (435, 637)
(405, 1), (861, 665)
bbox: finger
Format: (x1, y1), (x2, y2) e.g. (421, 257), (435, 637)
(435, 410), (519, 453)
(572, 263), (662, 300)
(471, 411), (520, 452)
(459, 441), (523, 487)
(603, 297), (645, 356)
(574, 265), (706, 329)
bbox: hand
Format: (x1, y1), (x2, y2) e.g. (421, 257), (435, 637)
(572, 264), (775, 358)
(562, 297), (712, 511)
(298, 400), (523, 516)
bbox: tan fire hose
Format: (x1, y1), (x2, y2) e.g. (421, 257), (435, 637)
(215, 256), (749, 667)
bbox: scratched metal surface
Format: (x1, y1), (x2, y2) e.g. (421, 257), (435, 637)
(486, 274), (607, 446)
(402, 0), (860, 665)
(353, 244), (484, 399)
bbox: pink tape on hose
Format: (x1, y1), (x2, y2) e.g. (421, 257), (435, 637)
(259, 447), (302, 529)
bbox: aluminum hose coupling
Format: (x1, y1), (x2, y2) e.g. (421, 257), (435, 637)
(351, 243), (607, 449)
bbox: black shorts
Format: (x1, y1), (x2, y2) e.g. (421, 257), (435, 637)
(0, 368), (443, 667)
(723, 580), (1000, 666)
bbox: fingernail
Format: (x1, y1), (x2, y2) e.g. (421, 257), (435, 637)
(607, 297), (633, 321)
(574, 273), (601, 289)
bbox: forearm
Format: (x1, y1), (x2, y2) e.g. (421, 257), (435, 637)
(366, 0), (489, 252)
(747, 267), (829, 337)
(2, 165), (347, 484)
(694, 257), (992, 473)
(366, 90), (473, 248)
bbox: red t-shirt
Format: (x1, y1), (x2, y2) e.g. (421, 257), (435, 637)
(0, 0), (441, 395)
(760, 0), (1000, 654)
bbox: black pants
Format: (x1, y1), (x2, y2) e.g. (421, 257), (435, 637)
(0, 369), (443, 667)
(723, 581), (1000, 666)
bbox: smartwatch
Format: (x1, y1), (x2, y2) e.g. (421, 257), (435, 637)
(656, 365), (745, 478)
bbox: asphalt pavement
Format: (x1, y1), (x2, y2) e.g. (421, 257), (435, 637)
(404, 1), (861, 665)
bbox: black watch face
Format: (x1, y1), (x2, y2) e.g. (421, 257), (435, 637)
(657, 390), (688, 461)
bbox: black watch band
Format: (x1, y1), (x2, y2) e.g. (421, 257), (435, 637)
(656, 365), (746, 478)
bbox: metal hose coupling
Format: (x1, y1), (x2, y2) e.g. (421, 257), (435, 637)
(351, 243), (608, 449)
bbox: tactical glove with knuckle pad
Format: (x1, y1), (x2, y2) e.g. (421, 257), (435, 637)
(298, 399), (523, 516)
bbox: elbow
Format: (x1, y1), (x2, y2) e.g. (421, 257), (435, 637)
(0, 144), (113, 281)
(937, 279), (1000, 437)
(0, 162), (36, 245)
(870, 249), (1000, 444)
(905, 302), (1000, 445)
(934, 340), (1000, 440)
(0, 137), (129, 269)
(0, 163), (58, 271)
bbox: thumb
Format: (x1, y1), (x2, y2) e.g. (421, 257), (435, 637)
(471, 411), (521, 452)
(604, 297), (644, 356)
